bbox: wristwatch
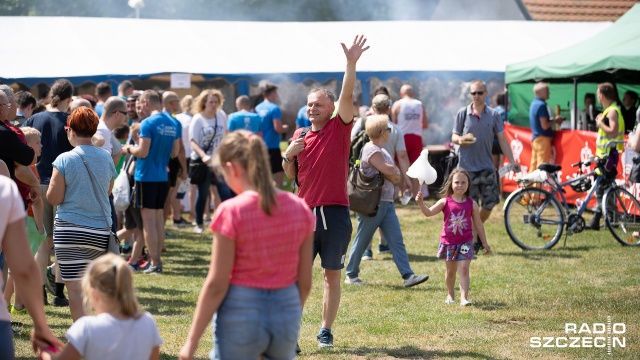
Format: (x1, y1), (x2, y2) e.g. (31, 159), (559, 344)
(282, 156), (293, 163)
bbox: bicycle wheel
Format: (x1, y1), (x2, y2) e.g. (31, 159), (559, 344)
(504, 187), (564, 250)
(603, 187), (640, 246)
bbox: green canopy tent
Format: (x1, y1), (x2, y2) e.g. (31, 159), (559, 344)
(505, 4), (640, 128)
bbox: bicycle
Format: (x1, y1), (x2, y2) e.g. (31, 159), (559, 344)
(502, 140), (640, 250)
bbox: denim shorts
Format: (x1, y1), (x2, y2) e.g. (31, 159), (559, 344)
(211, 284), (301, 360)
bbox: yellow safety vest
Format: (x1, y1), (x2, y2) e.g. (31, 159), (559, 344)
(595, 103), (625, 157)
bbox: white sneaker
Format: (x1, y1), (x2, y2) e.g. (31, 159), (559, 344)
(403, 274), (429, 288)
(194, 225), (205, 234)
(344, 276), (367, 285)
(461, 299), (473, 306)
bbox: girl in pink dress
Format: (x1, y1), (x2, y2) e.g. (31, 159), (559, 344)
(415, 168), (491, 306)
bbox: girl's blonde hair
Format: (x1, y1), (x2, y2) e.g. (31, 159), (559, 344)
(194, 89), (224, 114)
(20, 126), (41, 140)
(438, 168), (471, 199)
(214, 130), (277, 215)
(82, 253), (141, 318)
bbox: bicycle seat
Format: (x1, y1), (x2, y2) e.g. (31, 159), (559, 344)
(538, 163), (562, 173)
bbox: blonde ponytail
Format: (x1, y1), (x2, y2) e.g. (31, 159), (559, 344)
(82, 253), (141, 318)
(215, 130), (277, 215)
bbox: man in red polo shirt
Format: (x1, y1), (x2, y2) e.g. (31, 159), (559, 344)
(283, 34), (369, 349)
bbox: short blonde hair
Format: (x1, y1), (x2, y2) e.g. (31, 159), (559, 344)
(533, 82), (549, 95)
(365, 115), (390, 140)
(20, 126), (41, 141)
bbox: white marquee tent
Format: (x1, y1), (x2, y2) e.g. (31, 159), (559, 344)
(0, 16), (611, 86)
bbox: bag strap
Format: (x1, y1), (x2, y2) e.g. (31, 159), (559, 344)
(294, 127), (311, 188)
(76, 151), (111, 230)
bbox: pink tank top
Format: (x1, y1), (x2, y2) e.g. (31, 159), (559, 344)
(440, 196), (474, 245)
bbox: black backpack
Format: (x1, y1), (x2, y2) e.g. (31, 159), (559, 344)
(349, 117), (369, 166)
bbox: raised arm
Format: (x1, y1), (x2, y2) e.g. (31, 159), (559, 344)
(337, 35), (369, 124)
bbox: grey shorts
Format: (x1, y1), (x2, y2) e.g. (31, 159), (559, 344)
(312, 205), (353, 270)
(468, 168), (500, 211)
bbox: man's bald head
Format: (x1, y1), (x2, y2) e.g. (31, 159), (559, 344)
(104, 96), (127, 116)
(163, 91), (181, 114)
(69, 98), (92, 113)
(400, 84), (414, 98)
(235, 95), (251, 111)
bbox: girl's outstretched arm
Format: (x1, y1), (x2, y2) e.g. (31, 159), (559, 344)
(179, 233), (235, 360)
(415, 193), (445, 217)
(471, 201), (491, 254)
(297, 235), (313, 306)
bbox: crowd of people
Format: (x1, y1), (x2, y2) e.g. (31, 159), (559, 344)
(0, 32), (639, 359)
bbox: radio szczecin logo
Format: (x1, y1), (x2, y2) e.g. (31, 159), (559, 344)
(530, 317), (626, 355)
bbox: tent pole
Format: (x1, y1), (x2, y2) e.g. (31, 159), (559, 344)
(573, 77), (578, 130)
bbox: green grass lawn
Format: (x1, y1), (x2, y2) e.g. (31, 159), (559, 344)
(11, 199), (640, 359)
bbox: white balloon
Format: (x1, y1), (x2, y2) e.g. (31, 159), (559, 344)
(406, 149), (437, 185)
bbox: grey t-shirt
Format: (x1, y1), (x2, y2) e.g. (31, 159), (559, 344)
(453, 104), (504, 172)
(361, 142), (395, 202)
(66, 312), (163, 360)
(351, 116), (406, 159)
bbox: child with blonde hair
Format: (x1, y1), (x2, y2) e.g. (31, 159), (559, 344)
(180, 130), (314, 359)
(39, 253), (162, 359)
(415, 168), (491, 306)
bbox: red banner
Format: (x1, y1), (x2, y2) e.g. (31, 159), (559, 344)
(501, 124), (638, 206)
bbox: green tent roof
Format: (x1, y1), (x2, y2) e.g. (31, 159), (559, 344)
(506, 4), (640, 84)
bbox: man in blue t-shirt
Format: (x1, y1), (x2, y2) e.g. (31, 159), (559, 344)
(296, 105), (311, 129)
(228, 95), (263, 134)
(255, 84), (288, 188)
(94, 82), (112, 118)
(122, 90), (180, 275)
(529, 82), (565, 174)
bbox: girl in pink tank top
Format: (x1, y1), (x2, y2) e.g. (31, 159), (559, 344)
(415, 168), (491, 306)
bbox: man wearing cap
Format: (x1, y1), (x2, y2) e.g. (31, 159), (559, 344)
(283, 34), (368, 349)
(256, 83), (288, 188)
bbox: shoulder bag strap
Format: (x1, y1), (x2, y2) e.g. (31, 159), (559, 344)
(76, 151), (111, 230)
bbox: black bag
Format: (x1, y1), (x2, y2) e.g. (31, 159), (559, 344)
(347, 161), (384, 217)
(440, 148), (459, 184)
(630, 156), (640, 183)
(189, 158), (209, 185)
(349, 117), (369, 166)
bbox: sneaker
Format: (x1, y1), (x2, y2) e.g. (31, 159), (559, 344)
(120, 242), (132, 254)
(45, 266), (56, 296)
(445, 298), (455, 304)
(403, 274), (429, 288)
(344, 276), (367, 285)
(128, 259), (150, 271)
(173, 217), (190, 227)
(9, 305), (27, 315)
(378, 244), (391, 254)
(361, 249), (373, 261)
(461, 299), (473, 306)
(53, 296), (69, 307)
(194, 225), (205, 234)
(317, 329), (334, 348)
(144, 265), (163, 275)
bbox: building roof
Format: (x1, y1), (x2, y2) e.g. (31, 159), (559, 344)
(521, 0), (638, 22)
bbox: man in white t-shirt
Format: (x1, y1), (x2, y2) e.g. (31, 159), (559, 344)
(96, 97), (128, 165)
(391, 84), (428, 196)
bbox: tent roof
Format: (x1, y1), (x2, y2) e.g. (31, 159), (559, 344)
(506, 4), (640, 84)
(0, 16), (610, 86)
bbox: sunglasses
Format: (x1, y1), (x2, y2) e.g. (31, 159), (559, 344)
(113, 110), (128, 116)
(470, 91), (485, 96)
